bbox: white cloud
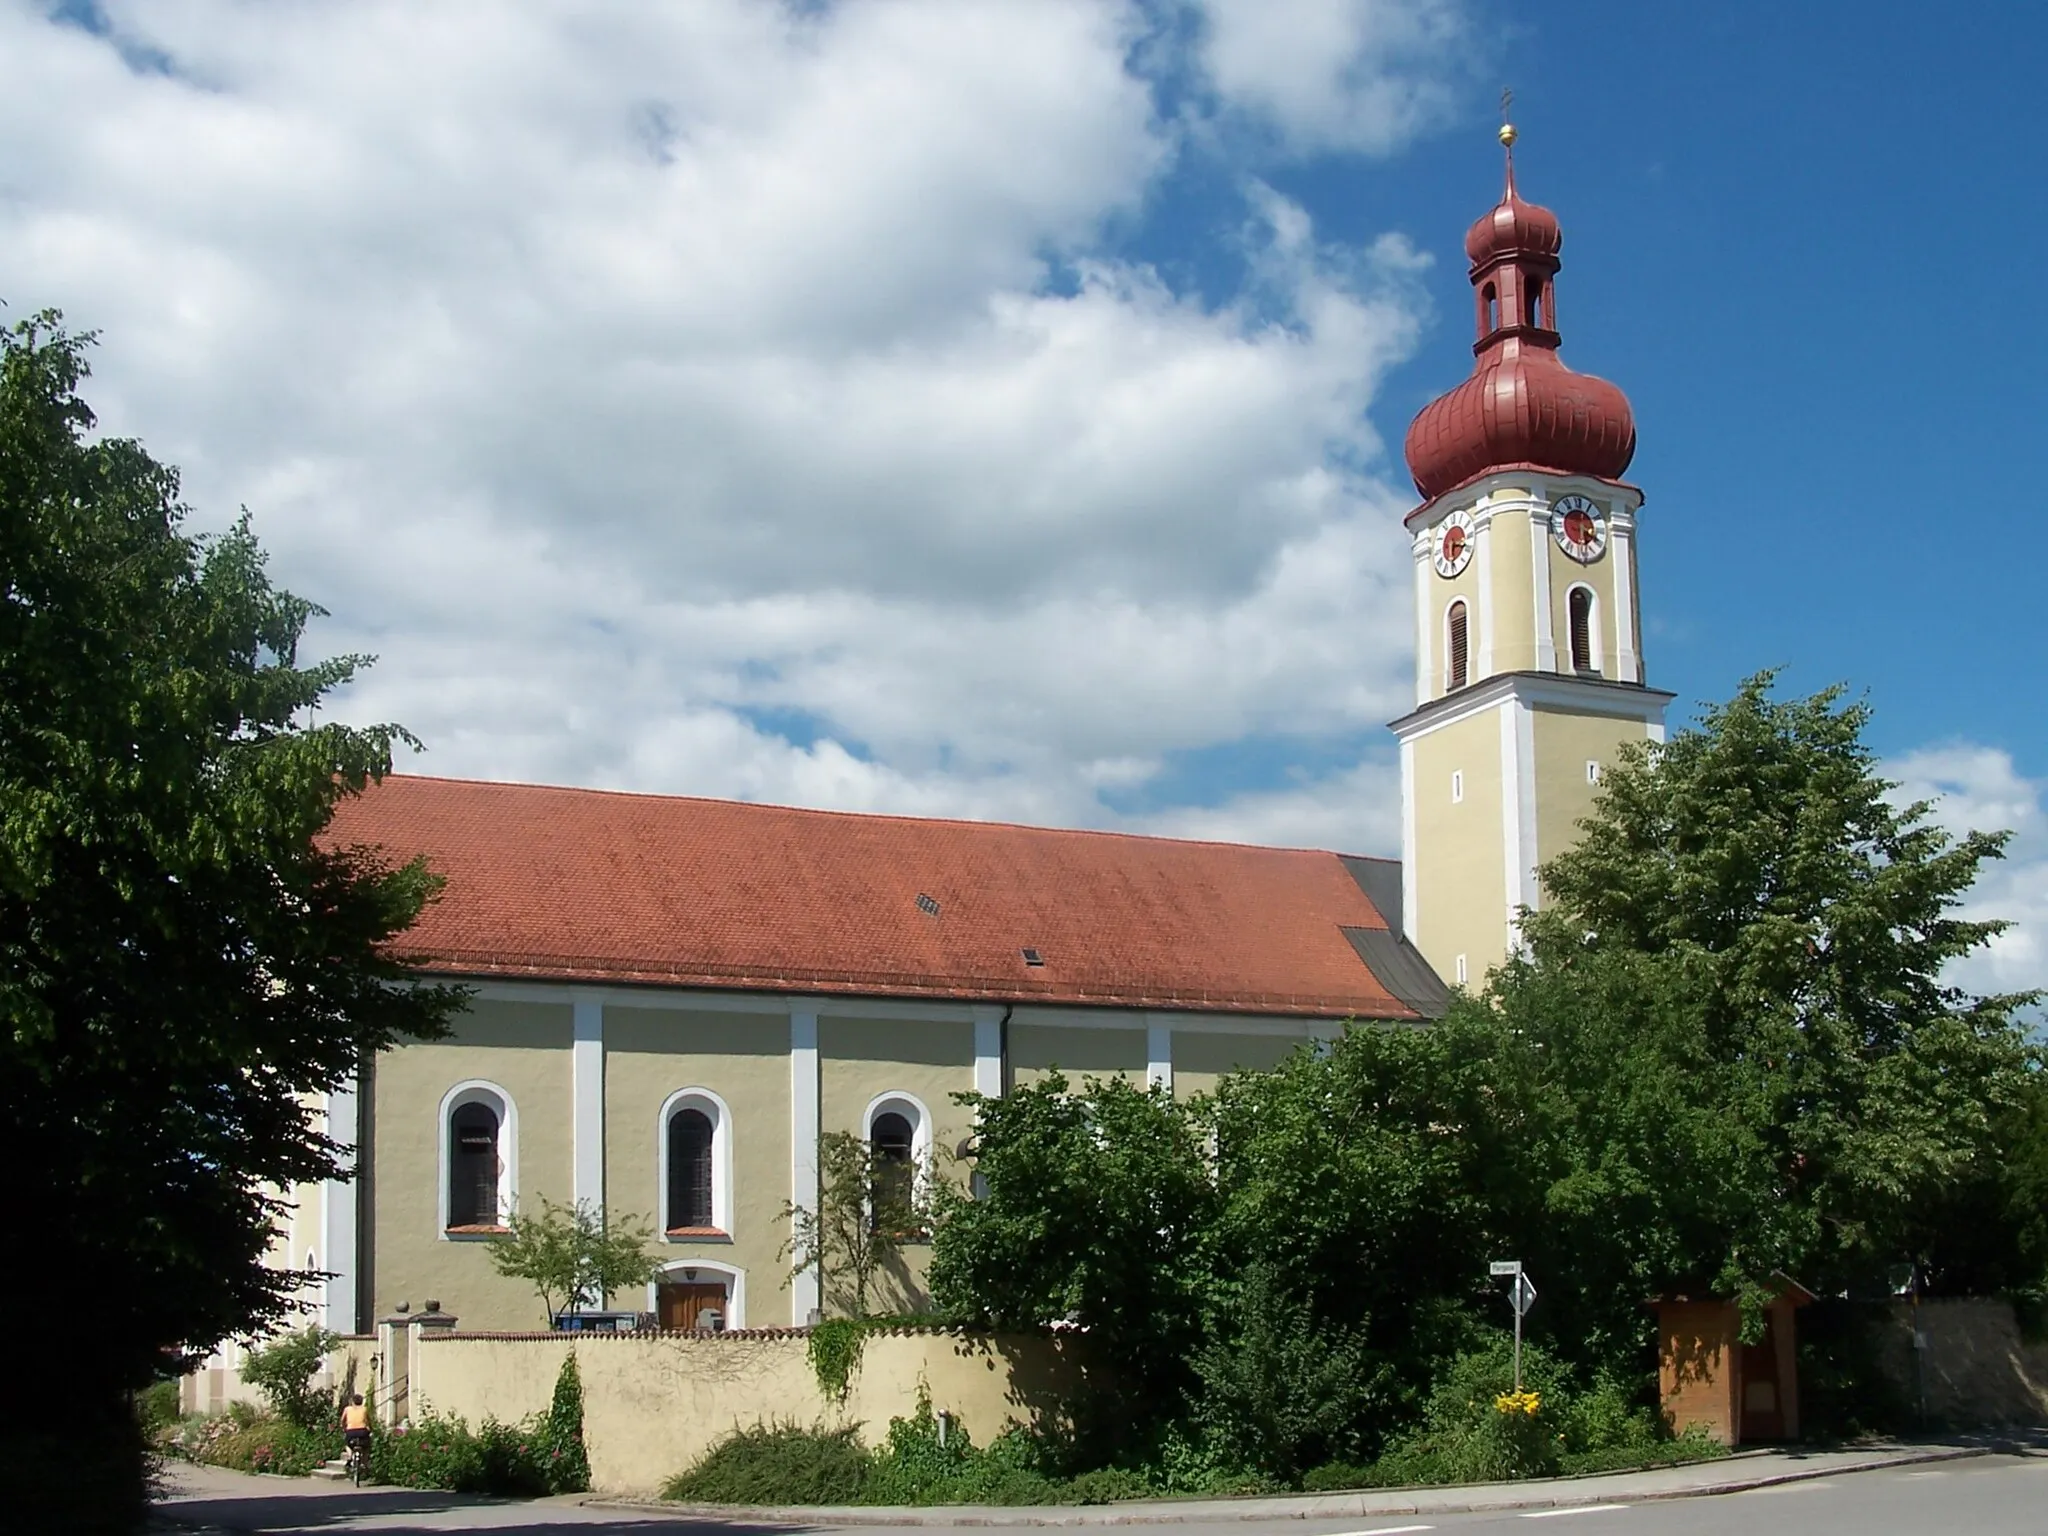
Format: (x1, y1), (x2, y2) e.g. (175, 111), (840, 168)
(1190, 0), (1472, 156)
(1888, 746), (2048, 1003)
(0, 0), (1472, 863)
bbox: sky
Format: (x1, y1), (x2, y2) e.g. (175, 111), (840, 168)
(1, 0), (2041, 998)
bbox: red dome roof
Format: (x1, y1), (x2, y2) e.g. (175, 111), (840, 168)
(1464, 183), (1560, 267)
(1405, 154), (1634, 502)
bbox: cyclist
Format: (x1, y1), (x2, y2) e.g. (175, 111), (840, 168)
(340, 1394), (372, 1480)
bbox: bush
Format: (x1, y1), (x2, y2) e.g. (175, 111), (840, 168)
(371, 1409), (573, 1496)
(159, 1410), (342, 1477)
(240, 1327), (342, 1431)
(136, 1379), (182, 1433)
(663, 1422), (871, 1504)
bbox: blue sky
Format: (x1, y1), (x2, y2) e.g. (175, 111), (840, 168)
(1, 0), (2040, 993)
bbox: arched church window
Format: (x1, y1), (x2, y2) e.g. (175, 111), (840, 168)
(871, 1111), (916, 1232)
(1568, 587), (1596, 673)
(1481, 282), (1498, 333)
(1446, 601), (1470, 692)
(1528, 284), (1543, 329)
(667, 1108), (715, 1232)
(448, 1101), (501, 1229)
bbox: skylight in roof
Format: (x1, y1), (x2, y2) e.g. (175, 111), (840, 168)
(1021, 948), (1044, 967)
(916, 893), (940, 917)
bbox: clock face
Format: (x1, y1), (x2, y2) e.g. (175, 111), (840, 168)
(1551, 494), (1607, 564)
(1433, 510), (1475, 578)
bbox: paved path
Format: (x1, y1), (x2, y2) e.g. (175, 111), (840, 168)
(151, 1439), (2041, 1535)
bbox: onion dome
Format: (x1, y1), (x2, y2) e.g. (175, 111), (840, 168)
(1404, 126), (1634, 503)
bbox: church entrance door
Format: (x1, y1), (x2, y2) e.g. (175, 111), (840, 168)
(656, 1281), (727, 1331)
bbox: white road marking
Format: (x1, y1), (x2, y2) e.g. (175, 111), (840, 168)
(1321, 1527), (1434, 1535)
(1520, 1507), (1625, 1519)
(1900, 1470), (1948, 1478)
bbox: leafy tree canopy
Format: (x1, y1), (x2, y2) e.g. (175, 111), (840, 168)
(0, 314), (464, 1522)
(930, 675), (2039, 1476)
(489, 1198), (658, 1324)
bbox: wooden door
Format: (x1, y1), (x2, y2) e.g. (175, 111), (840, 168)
(1738, 1315), (1786, 1441)
(656, 1282), (727, 1331)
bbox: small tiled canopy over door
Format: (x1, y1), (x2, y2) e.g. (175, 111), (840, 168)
(656, 1283), (726, 1331)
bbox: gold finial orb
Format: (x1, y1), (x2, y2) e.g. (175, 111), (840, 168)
(1499, 122), (1518, 148)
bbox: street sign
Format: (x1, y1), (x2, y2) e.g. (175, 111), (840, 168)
(1489, 1260), (1522, 1277)
(1511, 1272), (1538, 1317)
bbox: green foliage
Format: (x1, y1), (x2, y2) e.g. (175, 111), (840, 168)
(1189, 1261), (1384, 1481)
(135, 1379), (182, 1434)
(160, 1411), (342, 1477)
(239, 1326), (341, 1430)
(808, 1317), (870, 1402)
(370, 1406), (584, 1495)
(1482, 676), (2041, 1371)
(0, 314), (465, 1525)
(930, 1073), (1217, 1425)
(924, 676), (2037, 1481)
(662, 1422), (872, 1505)
(783, 1130), (929, 1319)
(540, 1352), (592, 1491)
(488, 1197), (658, 1323)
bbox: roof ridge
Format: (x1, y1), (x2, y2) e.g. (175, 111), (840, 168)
(371, 772), (1373, 861)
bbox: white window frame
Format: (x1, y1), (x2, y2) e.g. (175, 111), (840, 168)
(656, 1086), (734, 1240)
(646, 1257), (746, 1330)
(864, 1091), (934, 1204)
(438, 1080), (517, 1239)
(1565, 582), (1603, 674)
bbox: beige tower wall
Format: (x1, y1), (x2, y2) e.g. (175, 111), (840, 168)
(370, 998), (575, 1330)
(1532, 706), (1656, 890)
(1409, 703), (1510, 985)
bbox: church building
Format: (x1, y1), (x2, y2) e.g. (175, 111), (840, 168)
(269, 132), (1670, 1342)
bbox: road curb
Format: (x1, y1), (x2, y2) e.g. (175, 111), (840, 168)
(585, 1444), (1994, 1526)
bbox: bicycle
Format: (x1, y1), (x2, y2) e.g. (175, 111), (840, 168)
(343, 1432), (370, 1487)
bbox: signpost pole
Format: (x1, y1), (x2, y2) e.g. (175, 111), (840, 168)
(1490, 1260), (1532, 1393)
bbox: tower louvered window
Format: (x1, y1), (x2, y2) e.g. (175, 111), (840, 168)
(667, 1108), (715, 1231)
(1447, 601), (1470, 691)
(1569, 587), (1594, 673)
(448, 1102), (501, 1229)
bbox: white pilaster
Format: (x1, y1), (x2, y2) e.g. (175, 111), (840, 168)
(972, 1007), (1004, 1100)
(1611, 512), (1640, 683)
(1412, 531), (1434, 705)
(1400, 736), (1420, 944)
(320, 1078), (359, 1334)
(1530, 508), (1557, 673)
(789, 1006), (821, 1324)
(1475, 504), (1497, 679)
(1498, 698), (1540, 954)
(571, 997), (604, 1215)
(1145, 1020), (1172, 1091)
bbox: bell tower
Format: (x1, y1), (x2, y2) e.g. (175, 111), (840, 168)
(1390, 123), (1673, 987)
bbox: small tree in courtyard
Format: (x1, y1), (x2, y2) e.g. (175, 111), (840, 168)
(782, 1129), (930, 1318)
(489, 1198), (658, 1324)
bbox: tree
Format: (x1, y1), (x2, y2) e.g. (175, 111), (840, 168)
(489, 1198), (658, 1323)
(1491, 674), (2040, 1360)
(781, 1129), (928, 1319)
(929, 1074), (1218, 1430)
(239, 1326), (342, 1430)
(0, 314), (465, 1529)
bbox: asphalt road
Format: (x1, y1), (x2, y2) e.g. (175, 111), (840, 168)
(155, 1452), (2048, 1536)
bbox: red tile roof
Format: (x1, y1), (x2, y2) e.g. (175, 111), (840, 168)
(327, 775), (1416, 1019)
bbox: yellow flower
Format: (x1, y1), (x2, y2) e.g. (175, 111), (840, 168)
(1492, 1389), (1542, 1416)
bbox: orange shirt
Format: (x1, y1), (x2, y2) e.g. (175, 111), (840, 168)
(341, 1404), (370, 1432)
